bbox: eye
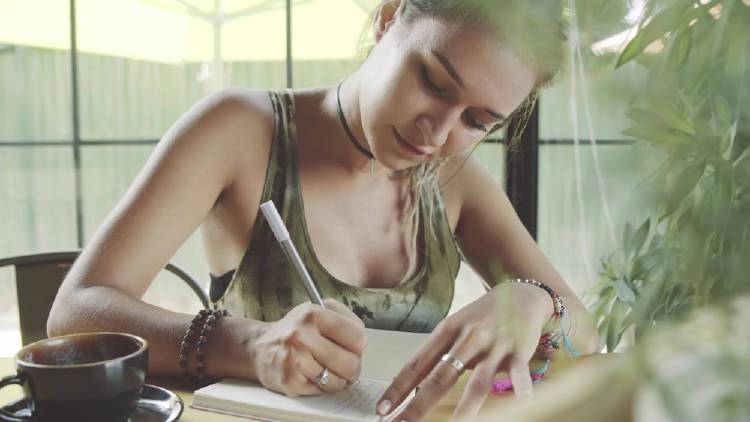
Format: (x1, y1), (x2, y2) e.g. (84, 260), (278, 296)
(420, 65), (449, 97)
(463, 112), (491, 133)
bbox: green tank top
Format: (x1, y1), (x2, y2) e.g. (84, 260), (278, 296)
(216, 90), (461, 333)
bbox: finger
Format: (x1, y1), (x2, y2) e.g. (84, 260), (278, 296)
(298, 328), (362, 383)
(270, 351), (323, 397)
(314, 306), (368, 356)
(300, 353), (350, 394)
(376, 322), (457, 415)
(392, 327), (493, 422)
(452, 344), (510, 421)
(323, 299), (365, 327)
(507, 354), (534, 398)
(285, 372), (324, 397)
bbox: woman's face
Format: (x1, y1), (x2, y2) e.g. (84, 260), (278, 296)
(357, 14), (537, 170)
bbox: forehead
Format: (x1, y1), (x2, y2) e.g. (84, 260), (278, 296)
(396, 16), (537, 116)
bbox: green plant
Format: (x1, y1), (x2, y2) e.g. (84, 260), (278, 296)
(590, 0), (750, 351)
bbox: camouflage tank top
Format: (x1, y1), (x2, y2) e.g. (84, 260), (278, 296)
(214, 90), (461, 333)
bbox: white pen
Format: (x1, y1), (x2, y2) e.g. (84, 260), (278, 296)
(260, 200), (326, 307)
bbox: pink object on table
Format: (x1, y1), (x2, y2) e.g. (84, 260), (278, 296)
(491, 372), (546, 394)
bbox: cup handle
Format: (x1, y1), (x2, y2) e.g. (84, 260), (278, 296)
(0, 374), (32, 421)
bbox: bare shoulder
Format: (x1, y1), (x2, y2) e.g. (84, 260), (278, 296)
(164, 88), (275, 178)
(54, 88), (277, 299)
(438, 153), (503, 232)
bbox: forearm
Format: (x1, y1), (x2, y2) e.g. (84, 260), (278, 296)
(47, 284), (263, 380)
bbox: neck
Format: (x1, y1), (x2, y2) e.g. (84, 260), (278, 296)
(294, 75), (386, 178)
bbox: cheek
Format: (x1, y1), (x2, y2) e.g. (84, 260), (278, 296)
(362, 65), (421, 128)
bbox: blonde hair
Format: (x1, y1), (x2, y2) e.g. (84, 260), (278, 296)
(357, 0), (565, 284)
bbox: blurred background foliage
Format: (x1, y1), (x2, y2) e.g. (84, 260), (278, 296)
(586, 0), (750, 360)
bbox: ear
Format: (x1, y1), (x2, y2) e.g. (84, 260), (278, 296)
(373, 0), (403, 42)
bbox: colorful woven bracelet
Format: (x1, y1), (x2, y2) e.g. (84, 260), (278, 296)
(506, 278), (579, 358)
(491, 359), (550, 394)
(506, 278), (564, 318)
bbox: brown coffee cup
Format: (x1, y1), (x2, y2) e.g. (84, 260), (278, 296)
(0, 332), (148, 422)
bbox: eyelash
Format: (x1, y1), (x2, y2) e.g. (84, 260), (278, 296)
(419, 66), (490, 133)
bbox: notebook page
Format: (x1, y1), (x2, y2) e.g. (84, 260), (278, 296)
(192, 329), (428, 421)
(360, 329), (429, 381)
(193, 378), (389, 422)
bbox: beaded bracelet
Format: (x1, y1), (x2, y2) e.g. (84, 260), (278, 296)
(506, 278), (564, 318)
(505, 278), (578, 358)
(195, 309), (227, 380)
(178, 309), (211, 380)
(178, 309), (228, 381)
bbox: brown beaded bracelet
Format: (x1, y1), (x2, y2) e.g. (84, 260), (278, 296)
(178, 309), (211, 380)
(194, 309), (227, 380)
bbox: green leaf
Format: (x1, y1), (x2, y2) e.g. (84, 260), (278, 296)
(623, 222), (634, 255)
(673, 26), (692, 68)
(662, 107), (696, 136)
(713, 95), (732, 130)
(666, 160), (706, 214)
(625, 107), (664, 128)
(617, 32), (644, 69)
(615, 280), (637, 305)
(621, 127), (683, 146)
(631, 218), (651, 256)
(616, 0), (717, 68)
(628, 254), (648, 282)
(605, 301), (630, 351)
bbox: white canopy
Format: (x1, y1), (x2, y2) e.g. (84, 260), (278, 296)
(0, 0), (377, 63)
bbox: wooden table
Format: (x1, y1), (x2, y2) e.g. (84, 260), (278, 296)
(0, 356), (611, 421)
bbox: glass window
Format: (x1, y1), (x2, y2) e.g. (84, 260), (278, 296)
(0, 147), (77, 356)
(0, 147), (77, 257)
(0, 1), (71, 142)
(537, 59), (655, 295)
(537, 144), (663, 295)
(76, 0), (287, 141)
(540, 65), (647, 141)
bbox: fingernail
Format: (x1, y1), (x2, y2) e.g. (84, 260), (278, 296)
(376, 399), (392, 415)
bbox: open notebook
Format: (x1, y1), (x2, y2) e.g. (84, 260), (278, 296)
(191, 328), (429, 422)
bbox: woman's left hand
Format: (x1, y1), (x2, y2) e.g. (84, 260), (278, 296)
(376, 282), (554, 421)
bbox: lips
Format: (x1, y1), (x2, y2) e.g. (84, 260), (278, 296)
(392, 127), (429, 157)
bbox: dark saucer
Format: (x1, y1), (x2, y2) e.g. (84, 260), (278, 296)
(1, 384), (183, 421)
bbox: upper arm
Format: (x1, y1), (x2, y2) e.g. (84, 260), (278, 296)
(58, 88), (273, 299)
(444, 156), (583, 307)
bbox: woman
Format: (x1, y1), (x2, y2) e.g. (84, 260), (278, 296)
(48, 0), (599, 420)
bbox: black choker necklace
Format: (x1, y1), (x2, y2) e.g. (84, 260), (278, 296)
(336, 80), (375, 161)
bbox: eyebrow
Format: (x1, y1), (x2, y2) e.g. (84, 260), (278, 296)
(431, 50), (506, 122)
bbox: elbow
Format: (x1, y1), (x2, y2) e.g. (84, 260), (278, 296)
(46, 284), (84, 338)
(47, 294), (69, 338)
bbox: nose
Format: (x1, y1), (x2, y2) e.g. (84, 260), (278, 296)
(415, 106), (461, 148)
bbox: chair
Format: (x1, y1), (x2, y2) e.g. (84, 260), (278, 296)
(0, 251), (209, 346)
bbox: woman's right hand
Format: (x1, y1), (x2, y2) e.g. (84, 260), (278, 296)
(250, 299), (367, 397)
